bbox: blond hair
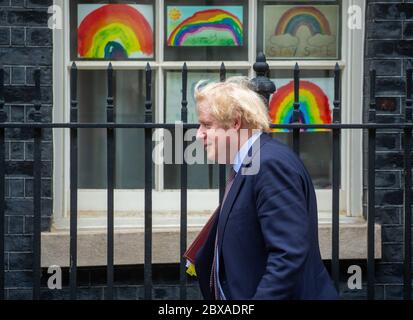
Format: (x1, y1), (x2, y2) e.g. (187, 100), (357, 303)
(194, 76), (270, 132)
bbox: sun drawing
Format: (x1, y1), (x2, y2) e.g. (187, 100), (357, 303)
(169, 8), (181, 21)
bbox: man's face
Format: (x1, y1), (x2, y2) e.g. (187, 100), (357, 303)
(196, 101), (239, 164)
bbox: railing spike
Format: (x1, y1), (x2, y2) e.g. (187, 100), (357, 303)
(220, 62), (226, 82)
(145, 63), (152, 123)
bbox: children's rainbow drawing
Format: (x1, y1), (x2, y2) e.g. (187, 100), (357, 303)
(269, 80), (332, 132)
(264, 5), (338, 59)
(275, 6), (332, 36)
(78, 4), (154, 59)
(167, 7), (243, 47)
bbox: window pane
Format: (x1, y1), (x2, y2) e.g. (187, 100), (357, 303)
(164, 69), (248, 189)
(164, 0), (248, 61)
(257, 1), (341, 60)
(70, 0), (155, 61)
(77, 70), (155, 189)
(269, 69), (337, 189)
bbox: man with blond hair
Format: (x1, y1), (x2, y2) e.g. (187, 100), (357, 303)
(192, 77), (338, 300)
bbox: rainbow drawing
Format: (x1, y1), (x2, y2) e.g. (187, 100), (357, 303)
(269, 80), (332, 132)
(78, 4), (154, 59)
(275, 6), (332, 36)
(167, 7), (243, 47)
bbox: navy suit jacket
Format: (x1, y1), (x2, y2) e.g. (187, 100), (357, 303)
(195, 133), (339, 300)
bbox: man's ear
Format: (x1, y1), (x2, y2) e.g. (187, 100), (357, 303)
(232, 114), (242, 130)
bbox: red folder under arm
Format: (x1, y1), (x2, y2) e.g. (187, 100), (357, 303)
(183, 207), (219, 264)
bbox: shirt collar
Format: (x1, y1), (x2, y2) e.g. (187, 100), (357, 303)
(233, 132), (262, 173)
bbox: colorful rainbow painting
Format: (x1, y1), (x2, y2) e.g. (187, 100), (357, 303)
(275, 6), (332, 36)
(167, 7), (243, 47)
(78, 4), (154, 59)
(269, 80), (332, 132)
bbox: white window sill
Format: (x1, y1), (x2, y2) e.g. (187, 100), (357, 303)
(41, 211), (381, 267)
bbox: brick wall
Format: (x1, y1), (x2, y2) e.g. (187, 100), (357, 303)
(8, 264), (202, 300)
(1, 0), (53, 299)
(364, 0), (413, 299)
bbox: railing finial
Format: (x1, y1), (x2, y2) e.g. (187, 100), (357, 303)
(0, 64), (5, 123)
(145, 63), (152, 123)
(70, 62), (78, 123)
(250, 52), (276, 107)
(369, 68), (376, 123)
(33, 67), (42, 123)
(181, 62), (188, 124)
(107, 62), (114, 123)
(293, 62), (300, 124)
(333, 63), (341, 124)
(220, 62), (226, 82)
(406, 68), (412, 123)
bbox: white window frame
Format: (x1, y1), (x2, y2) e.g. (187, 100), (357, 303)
(52, 0), (365, 229)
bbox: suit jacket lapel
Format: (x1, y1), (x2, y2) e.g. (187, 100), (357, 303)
(217, 172), (245, 252)
(217, 132), (272, 253)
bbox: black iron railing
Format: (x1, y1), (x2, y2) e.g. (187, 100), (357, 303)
(0, 53), (412, 300)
